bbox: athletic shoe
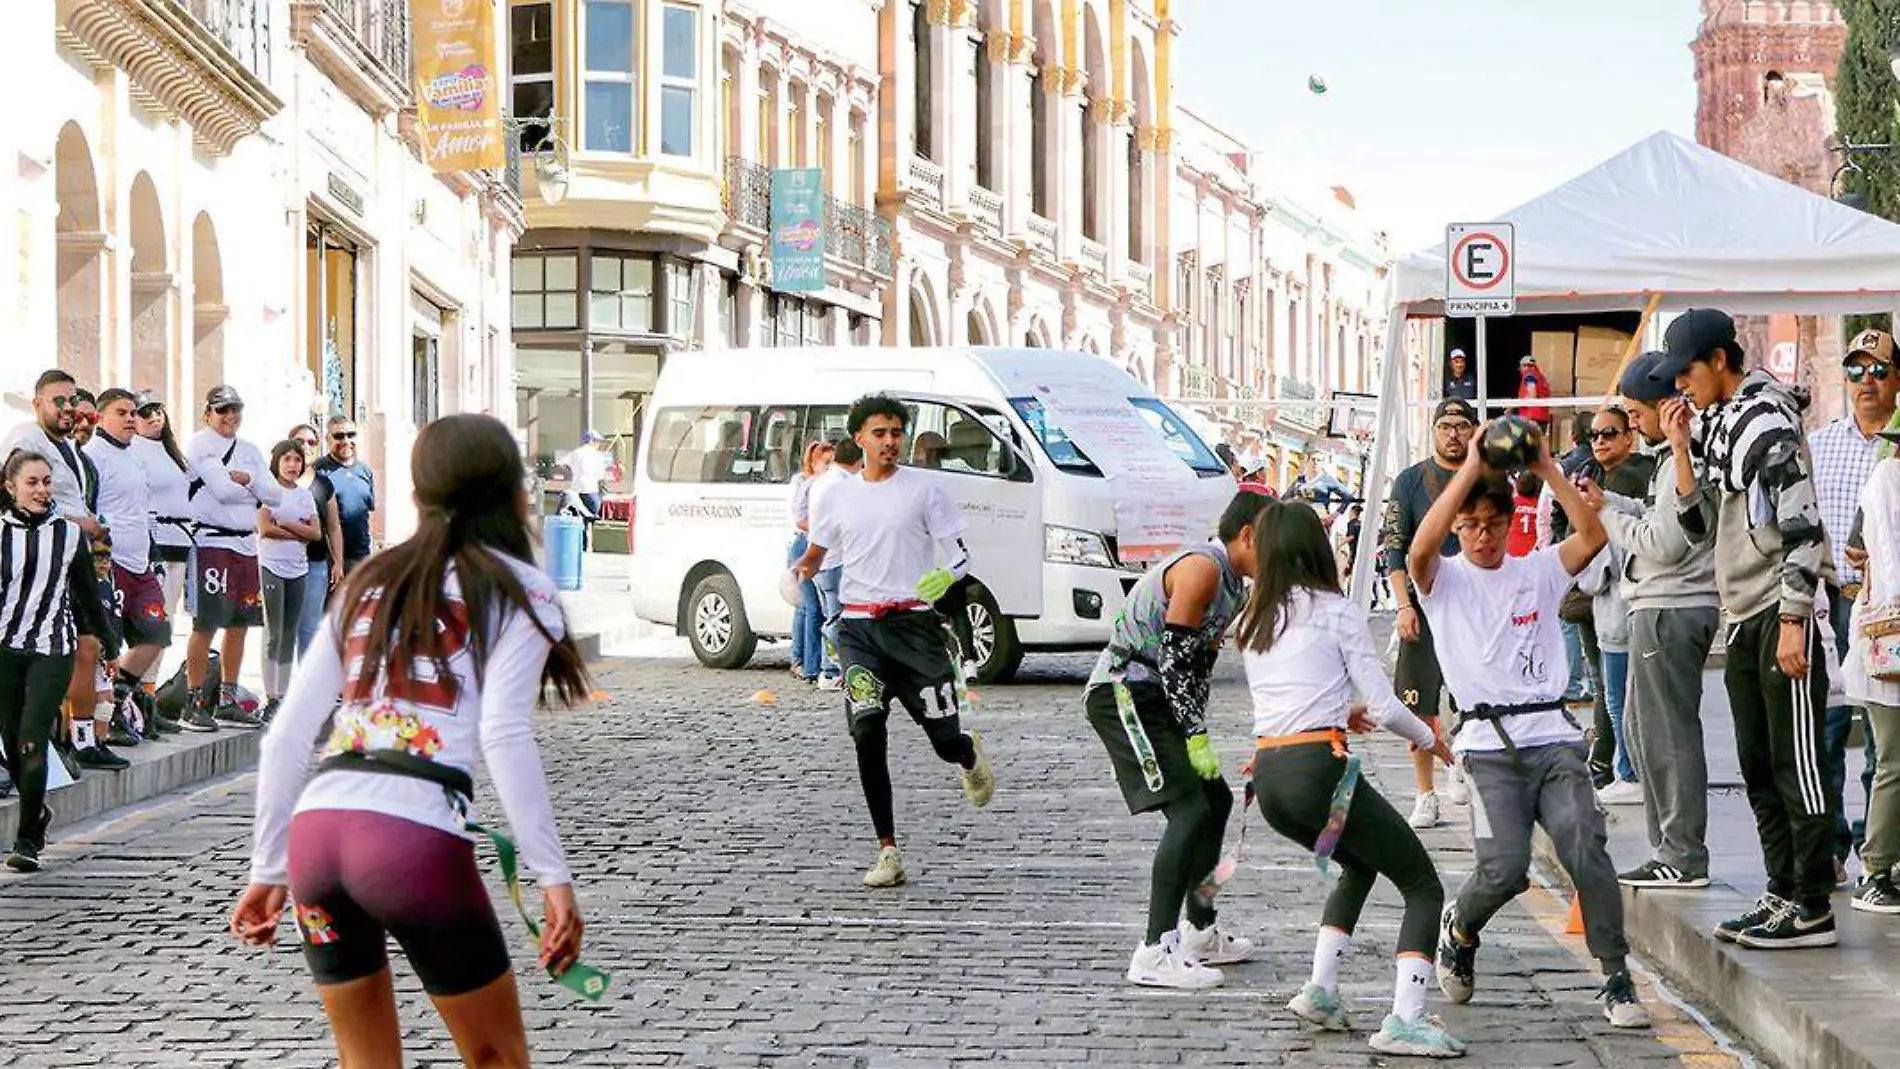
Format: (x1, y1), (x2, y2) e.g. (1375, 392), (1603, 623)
(1599, 970), (1650, 1028)
(1734, 901), (1838, 949)
(1713, 893), (1786, 943)
(817, 675), (842, 692)
(213, 700), (264, 729)
(1179, 919), (1256, 965)
(4, 845), (40, 873)
(1618, 860), (1710, 889)
(959, 730), (995, 808)
(257, 698), (282, 726)
(51, 739), (81, 780)
(1435, 906), (1478, 1004)
(1596, 779), (1643, 806)
(1835, 858), (1850, 889)
(1125, 931), (1223, 990)
(106, 718), (141, 748)
(1368, 1014), (1468, 1058)
(1287, 983), (1352, 1031)
(177, 702), (218, 732)
(862, 845), (907, 888)
(75, 744), (129, 772)
(1851, 873), (1900, 914)
(1408, 791), (1441, 830)
(1444, 764), (1470, 806)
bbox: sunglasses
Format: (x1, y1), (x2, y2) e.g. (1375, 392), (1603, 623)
(49, 396), (79, 409)
(331, 431), (358, 441)
(212, 404), (243, 415)
(294, 437), (319, 447)
(137, 405), (164, 416)
(1588, 428), (1625, 442)
(1847, 363), (1893, 383)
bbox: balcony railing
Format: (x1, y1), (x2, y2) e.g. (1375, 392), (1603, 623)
(724, 156), (892, 279)
(907, 156), (945, 211)
(503, 134), (522, 199)
(1026, 213), (1057, 258)
(173, 0), (273, 83)
(968, 185), (1003, 236)
(1181, 364), (1212, 399)
(322, 0), (410, 89)
(1126, 261), (1154, 299)
(1078, 237), (1108, 279)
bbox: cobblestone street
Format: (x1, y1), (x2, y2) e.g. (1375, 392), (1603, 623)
(0, 654), (1745, 1067)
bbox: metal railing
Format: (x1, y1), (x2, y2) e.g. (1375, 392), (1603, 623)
(723, 156), (893, 278)
(174, 0), (273, 82)
(503, 133), (522, 198)
(322, 0), (410, 90)
(723, 155), (773, 230)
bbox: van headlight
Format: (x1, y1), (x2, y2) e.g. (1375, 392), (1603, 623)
(1045, 525), (1115, 568)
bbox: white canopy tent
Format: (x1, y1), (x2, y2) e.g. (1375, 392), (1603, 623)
(1352, 130), (1900, 606)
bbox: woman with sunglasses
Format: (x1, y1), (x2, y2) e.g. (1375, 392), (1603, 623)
(133, 394), (197, 621)
(1574, 407), (1656, 798)
(289, 424), (345, 657)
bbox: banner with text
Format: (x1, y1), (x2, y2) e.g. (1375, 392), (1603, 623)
(770, 168), (827, 293)
(413, 0), (504, 173)
(1027, 382), (1208, 563)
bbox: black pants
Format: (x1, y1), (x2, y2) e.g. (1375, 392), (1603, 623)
(1580, 624), (1613, 784)
(0, 648), (75, 852)
(838, 614), (974, 841)
(1254, 741), (1443, 956)
(1726, 607), (1836, 910)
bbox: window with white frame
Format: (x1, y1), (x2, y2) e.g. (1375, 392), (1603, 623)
(583, 0), (636, 152)
(588, 253), (655, 332)
(510, 3), (554, 150)
(660, 4), (697, 157)
(511, 253), (579, 330)
(911, 1), (933, 159)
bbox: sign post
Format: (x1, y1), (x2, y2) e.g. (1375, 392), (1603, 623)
(1446, 223), (1517, 416)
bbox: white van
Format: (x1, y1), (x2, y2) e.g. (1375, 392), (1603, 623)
(628, 347), (1236, 681)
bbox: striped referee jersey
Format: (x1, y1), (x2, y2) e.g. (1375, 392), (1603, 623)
(0, 510), (87, 657)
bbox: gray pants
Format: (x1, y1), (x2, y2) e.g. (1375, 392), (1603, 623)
(1627, 606), (1717, 874)
(1458, 742), (1629, 968)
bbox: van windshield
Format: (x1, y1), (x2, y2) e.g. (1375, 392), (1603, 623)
(1008, 397), (1226, 477)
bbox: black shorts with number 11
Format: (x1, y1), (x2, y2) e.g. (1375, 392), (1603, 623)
(836, 613), (961, 730)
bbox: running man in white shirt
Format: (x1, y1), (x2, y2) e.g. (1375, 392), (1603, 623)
(793, 395), (996, 889)
(1409, 426), (1651, 1030)
(1239, 502), (1461, 1057)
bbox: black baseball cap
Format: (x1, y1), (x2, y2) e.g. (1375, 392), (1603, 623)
(1619, 351), (1675, 403)
(1648, 308), (1737, 385)
(1432, 397), (1478, 424)
(204, 385), (244, 410)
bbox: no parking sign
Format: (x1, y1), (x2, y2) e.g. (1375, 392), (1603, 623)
(1446, 223), (1516, 318)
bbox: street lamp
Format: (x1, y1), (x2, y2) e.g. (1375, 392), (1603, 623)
(1829, 138), (1892, 213)
(505, 115), (572, 208)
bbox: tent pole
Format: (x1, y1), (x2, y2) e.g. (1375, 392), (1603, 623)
(1593, 292), (1664, 416)
(1353, 314), (1411, 610)
(1476, 315), (1489, 418)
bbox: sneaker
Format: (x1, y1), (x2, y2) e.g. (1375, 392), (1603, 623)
(177, 698), (218, 733)
(51, 739), (81, 780)
(862, 845), (907, 888)
(1713, 893), (1787, 943)
(1735, 900), (1838, 949)
(1179, 919), (1256, 965)
(1618, 860), (1710, 889)
(1851, 873), (1900, 914)
(1287, 983), (1352, 1031)
(1368, 1013), (1469, 1058)
(1125, 930), (1223, 990)
(1435, 906), (1478, 1004)
(106, 719), (141, 747)
(1444, 764), (1470, 806)
(257, 698), (282, 726)
(4, 845), (40, 873)
(1408, 791), (1441, 830)
(213, 700), (264, 729)
(1600, 970), (1650, 1028)
(817, 675), (843, 692)
(1596, 779), (1644, 806)
(959, 729), (995, 808)
(75, 744), (129, 771)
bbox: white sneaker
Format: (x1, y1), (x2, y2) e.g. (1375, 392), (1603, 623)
(1126, 931), (1224, 990)
(1596, 779), (1644, 806)
(1444, 764), (1471, 806)
(817, 675), (843, 692)
(862, 845), (907, 888)
(1408, 791), (1441, 829)
(1179, 919), (1256, 965)
(959, 729), (995, 808)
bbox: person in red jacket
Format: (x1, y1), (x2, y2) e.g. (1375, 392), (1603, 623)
(1518, 357), (1553, 428)
(1508, 473), (1543, 558)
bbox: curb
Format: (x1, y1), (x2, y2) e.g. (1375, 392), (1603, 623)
(0, 726), (264, 850)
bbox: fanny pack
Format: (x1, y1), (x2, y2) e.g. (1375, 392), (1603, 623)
(1455, 699), (1577, 769)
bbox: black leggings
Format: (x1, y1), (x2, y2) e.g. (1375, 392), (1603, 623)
(0, 649), (75, 852)
(851, 711), (975, 842)
(1148, 779), (1232, 943)
(1253, 741), (1444, 955)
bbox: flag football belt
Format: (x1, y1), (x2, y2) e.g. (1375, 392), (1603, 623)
(1254, 728), (1360, 873)
(316, 750), (611, 1001)
(192, 522), (253, 540)
(1455, 699), (1576, 769)
(842, 599), (927, 618)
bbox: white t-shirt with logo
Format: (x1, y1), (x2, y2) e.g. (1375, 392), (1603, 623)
(1419, 546), (1583, 754)
(260, 486), (316, 580)
(809, 466), (965, 609)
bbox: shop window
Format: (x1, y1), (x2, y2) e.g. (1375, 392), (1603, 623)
(660, 3), (697, 157)
(588, 253), (654, 332)
(511, 3), (555, 149)
(511, 253), (578, 329)
(666, 260), (697, 341)
(411, 332), (440, 427)
(584, 0), (636, 152)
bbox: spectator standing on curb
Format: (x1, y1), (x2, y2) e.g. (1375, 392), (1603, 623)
(807, 437), (862, 691)
(87, 388), (179, 739)
(289, 425), (344, 657)
(1842, 443), (1900, 914)
(1811, 327), (1898, 881)
(1508, 474), (1543, 558)
(1592, 355), (1720, 889)
(186, 386), (279, 731)
(1517, 356), (1553, 429)
(314, 416), (375, 575)
(56, 389), (131, 767)
(1655, 308), (1840, 950)
(257, 441), (320, 723)
(133, 393), (195, 622)
(1551, 411), (1596, 706)
(1577, 406), (1656, 796)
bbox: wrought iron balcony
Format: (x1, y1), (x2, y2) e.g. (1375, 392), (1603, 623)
(172, 0), (272, 82)
(324, 0), (409, 86)
(723, 156), (894, 280)
(503, 133), (522, 198)
(722, 156), (773, 232)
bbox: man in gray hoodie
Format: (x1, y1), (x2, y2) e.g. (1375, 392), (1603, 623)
(1652, 309), (1838, 950)
(1592, 352), (1720, 889)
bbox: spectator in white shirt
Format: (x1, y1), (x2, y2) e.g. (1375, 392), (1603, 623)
(807, 437), (861, 690)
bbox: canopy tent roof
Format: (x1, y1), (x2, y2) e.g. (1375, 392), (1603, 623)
(1392, 131), (1900, 317)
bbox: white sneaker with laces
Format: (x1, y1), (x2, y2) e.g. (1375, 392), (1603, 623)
(1408, 791), (1441, 829)
(1179, 919), (1256, 965)
(959, 729), (995, 808)
(862, 845), (907, 888)
(1126, 931), (1223, 990)
(1444, 764), (1471, 806)
(1596, 779), (1644, 806)
(817, 675), (843, 692)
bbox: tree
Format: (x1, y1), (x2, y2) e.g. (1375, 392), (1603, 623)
(1835, 0), (1900, 331)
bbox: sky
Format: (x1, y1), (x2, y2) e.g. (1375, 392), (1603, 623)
(1173, 0), (1705, 251)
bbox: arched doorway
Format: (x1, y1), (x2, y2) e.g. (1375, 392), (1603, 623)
(128, 173), (170, 396)
(192, 214), (226, 401)
(55, 124), (103, 382)
(908, 283), (937, 347)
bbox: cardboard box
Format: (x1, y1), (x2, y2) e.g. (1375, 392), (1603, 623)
(1531, 332), (1578, 396)
(1575, 325), (1633, 397)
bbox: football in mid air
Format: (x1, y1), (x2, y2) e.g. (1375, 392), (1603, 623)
(1480, 415), (1543, 472)
(1308, 74), (1329, 95)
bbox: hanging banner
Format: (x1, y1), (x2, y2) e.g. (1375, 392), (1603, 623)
(770, 168), (827, 293)
(412, 0), (505, 173)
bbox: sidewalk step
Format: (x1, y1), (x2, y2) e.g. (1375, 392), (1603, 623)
(0, 727), (264, 849)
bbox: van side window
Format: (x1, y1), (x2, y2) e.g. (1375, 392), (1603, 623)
(903, 401), (1010, 478)
(646, 407), (758, 483)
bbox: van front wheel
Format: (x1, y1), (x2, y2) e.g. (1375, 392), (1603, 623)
(687, 573), (757, 670)
(964, 585), (1023, 685)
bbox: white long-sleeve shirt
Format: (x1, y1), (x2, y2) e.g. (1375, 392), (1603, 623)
(249, 553), (573, 888)
(1241, 588), (1436, 749)
(134, 435), (195, 553)
(187, 428), (280, 553)
(85, 431), (153, 574)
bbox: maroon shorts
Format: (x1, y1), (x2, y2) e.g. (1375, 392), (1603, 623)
(287, 809), (510, 996)
(192, 546), (262, 632)
(111, 564), (171, 648)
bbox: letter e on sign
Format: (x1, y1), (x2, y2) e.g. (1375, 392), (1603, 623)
(1445, 222), (1516, 318)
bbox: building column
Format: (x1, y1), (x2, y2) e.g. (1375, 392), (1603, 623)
(1102, 102), (1128, 280)
(736, 32), (761, 166)
(1005, 46), (1032, 235)
(929, 0), (960, 188)
(1058, 77), (1083, 261)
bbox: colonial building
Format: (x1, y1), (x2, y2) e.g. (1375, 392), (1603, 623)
(5, 0), (523, 542)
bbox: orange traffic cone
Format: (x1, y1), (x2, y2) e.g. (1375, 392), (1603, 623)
(1565, 895), (1585, 935)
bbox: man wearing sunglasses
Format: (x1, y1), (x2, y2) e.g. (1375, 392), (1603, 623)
(185, 385), (280, 730)
(1810, 328), (1900, 883)
(313, 416), (375, 576)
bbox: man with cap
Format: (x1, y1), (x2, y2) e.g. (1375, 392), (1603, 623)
(1517, 356), (1553, 428)
(1445, 349), (1478, 402)
(1587, 354), (1720, 889)
(557, 430), (612, 548)
(1654, 308), (1840, 949)
(1379, 396), (1481, 828)
(184, 385), (280, 730)
(1810, 327), (1900, 879)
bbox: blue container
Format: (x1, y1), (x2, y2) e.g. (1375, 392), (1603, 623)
(545, 515), (585, 592)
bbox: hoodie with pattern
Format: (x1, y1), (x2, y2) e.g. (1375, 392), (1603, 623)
(1676, 369), (1834, 622)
